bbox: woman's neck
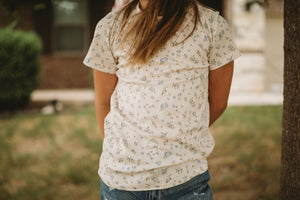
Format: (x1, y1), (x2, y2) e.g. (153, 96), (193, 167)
(139, 0), (148, 10)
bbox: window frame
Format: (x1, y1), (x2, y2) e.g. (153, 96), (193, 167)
(52, 0), (90, 56)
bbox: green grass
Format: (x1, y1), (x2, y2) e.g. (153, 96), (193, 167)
(209, 106), (282, 200)
(0, 105), (282, 200)
(0, 106), (101, 200)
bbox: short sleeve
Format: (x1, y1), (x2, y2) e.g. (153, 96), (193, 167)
(208, 14), (241, 71)
(83, 14), (118, 74)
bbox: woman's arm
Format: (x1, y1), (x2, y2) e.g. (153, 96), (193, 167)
(93, 69), (118, 139)
(208, 61), (234, 126)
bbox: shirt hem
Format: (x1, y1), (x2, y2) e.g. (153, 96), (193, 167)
(209, 52), (242, 71)
(98, 166), (208, 191)
(83, 60), (117, 74)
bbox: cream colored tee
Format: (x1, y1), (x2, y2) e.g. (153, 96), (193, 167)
(84, 3), (240, 191)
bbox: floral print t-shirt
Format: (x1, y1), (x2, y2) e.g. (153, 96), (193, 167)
(112, 0), (130, 11)
(83, 3), (240, 191)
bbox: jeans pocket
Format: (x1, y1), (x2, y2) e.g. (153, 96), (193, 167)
(187, 182), (212, 200)
(190, 191), (210, 200)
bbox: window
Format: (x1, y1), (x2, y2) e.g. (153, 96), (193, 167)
(53, 0), (88, 53)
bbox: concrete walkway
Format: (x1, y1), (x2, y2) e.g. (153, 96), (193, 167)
(31, 89), (283, 106)
(228, 92), (282, 106)
(31, 89), (95, 104)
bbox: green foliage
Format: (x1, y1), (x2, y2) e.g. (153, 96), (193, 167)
(0, 28), (42, 111)
(0, 0), (49, 12)
(0, 0), (49, 23)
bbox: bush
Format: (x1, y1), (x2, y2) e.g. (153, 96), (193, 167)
(0, 28), (42, 111)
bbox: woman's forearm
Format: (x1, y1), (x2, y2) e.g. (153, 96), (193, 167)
(95, 104), (110, 139)
(93, 69), (118, 139)
(209, 102), (227, 126)
(208, 61), (234, 126)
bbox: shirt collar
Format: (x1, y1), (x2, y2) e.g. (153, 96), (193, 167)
(130, 3), (166, 20)
(129, 3), (194, 32)
(130, 3), (142, 16)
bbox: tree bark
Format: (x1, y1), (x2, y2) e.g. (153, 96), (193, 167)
(280, 1), (300, 199)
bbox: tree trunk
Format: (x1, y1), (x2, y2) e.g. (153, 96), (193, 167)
(280, 1), (300, 199)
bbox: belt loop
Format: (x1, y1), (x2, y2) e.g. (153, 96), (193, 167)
(159, 189), (165, 200)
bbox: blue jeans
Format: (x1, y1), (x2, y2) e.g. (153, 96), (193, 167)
(100, 170), (213, 200)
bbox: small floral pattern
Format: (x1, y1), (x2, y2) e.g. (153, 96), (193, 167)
(84, 3), (240, 191)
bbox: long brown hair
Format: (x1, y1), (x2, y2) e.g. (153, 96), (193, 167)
(113, 0), (200, 66)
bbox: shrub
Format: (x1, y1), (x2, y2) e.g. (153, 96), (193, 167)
(0, 28), (42, 111)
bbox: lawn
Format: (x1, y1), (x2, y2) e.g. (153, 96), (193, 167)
(0, 105), (282, 200)
(209, 106), (282, 200)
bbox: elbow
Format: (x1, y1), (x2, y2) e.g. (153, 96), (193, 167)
(210, 100), (228, 115)
(209, 100), (228, 126)
(95, 100), (110, 107)
(218, 101), (228, 114)
(94, 96), (111, 107)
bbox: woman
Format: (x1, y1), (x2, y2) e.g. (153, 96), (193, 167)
(84, 0), (240, 199)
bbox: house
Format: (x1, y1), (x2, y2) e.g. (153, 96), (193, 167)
(265, 0), (284, 92)
(0, 0), (225, 89)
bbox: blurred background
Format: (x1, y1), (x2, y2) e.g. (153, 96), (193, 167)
(0, 0), (283, 199)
